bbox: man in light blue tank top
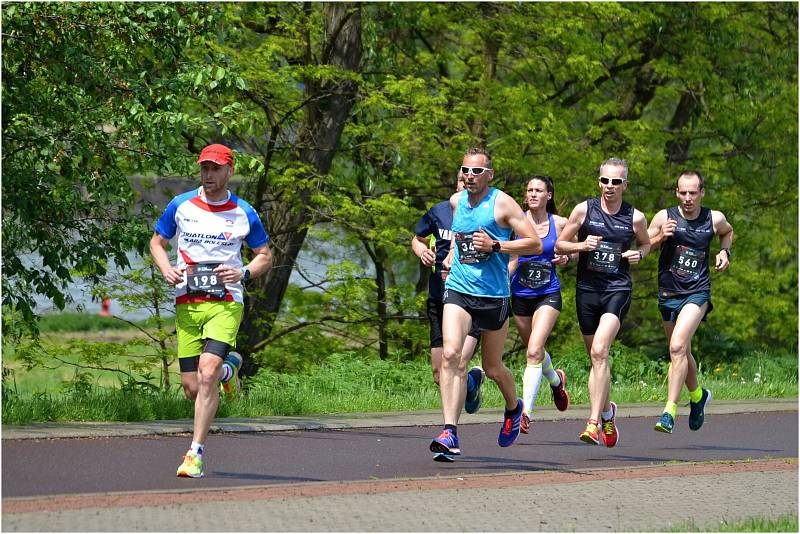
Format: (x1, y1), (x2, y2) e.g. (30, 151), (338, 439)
(428, 147), (543, 461)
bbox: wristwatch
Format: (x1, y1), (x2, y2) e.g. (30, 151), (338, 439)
(241, 267), (250, 283)
(721, 248), (731, 258)
(492, 240), (502, 253)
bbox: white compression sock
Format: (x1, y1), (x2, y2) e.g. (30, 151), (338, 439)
(522, 363), (544, 415)
(542, 351), (560, 387)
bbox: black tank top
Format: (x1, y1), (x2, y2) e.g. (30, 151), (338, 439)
(658, 206), (714, 294)
(577, 197), (635, 292)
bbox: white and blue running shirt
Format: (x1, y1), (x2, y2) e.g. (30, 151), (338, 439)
(154, 187), (269, 305)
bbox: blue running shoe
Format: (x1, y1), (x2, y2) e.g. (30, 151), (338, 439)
(464, 366), (485, 414)
(430, 428), (461, 458)
(433, 452), (455, 463)
(689, 388), (712, 431)
(654, 412), (674, 434)
(498, 398), (523, 447)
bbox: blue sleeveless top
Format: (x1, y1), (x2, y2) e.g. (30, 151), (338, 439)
(445, 188), (513, 298)
(511, 212), (561, 297)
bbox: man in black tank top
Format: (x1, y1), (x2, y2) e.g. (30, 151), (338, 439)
(556, 158), (651, 448)
(648, 170), (734, 435)
(410, 171), (481, 408)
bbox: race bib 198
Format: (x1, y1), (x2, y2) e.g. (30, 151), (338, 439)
(186, 263), (226, 298)
(670, 246), (705, 279)
(588, 241), (623, 273)
(519, 260), (552, 289)
(455, 232), (490, 264)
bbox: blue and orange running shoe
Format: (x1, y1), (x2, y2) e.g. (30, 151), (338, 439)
(498, 398), (523, 447)
(430, 428), (461, 461)
(220, 351), (243, 399)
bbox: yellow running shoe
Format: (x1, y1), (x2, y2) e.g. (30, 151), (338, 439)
(579, 419), (600, 445)
(176, 451), (204, 478)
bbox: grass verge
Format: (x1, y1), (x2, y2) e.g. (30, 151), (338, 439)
(663, 512), (797, 532)
(2, 351), (797, 424)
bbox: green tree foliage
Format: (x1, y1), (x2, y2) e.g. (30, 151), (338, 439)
(5, 3), (796, 370)
(1, 2), (218, 328)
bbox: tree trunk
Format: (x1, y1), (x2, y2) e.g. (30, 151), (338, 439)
(239, 3), (362, 372)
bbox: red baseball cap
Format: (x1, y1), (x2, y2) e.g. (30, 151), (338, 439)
(197, 144), (234, 167)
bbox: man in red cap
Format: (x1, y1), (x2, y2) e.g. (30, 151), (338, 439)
(150, 143), (272, 478)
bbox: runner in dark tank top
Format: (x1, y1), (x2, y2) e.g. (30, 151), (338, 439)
(411, 170), (481, 400)
(648, 170), (733, 435)
(556, 158), (651, 449)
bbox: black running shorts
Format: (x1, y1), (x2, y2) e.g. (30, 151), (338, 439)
(443, 288), (510, 332)
(575, 290), (631, 335)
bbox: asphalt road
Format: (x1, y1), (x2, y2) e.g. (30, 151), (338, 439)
(3, 411), (796, 499)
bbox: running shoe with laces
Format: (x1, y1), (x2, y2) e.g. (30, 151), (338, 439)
(464, 366), (485, 414)
(176, 451), (204, 478)
(430, 428), (461, 459)
(220, 351), (243, 398)
(498, 398), (523, 447)
(550, 368), (570, 411)
(654, 412), (674, 434)
(600, 401), (619, 447)
(688, 388), (712, 431)
(520, 413), (531, 434)
(579, 419), (600, 445)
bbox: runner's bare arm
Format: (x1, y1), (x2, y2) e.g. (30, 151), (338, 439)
(412, 235), (436, 267)
(647, 209), (675, 247)
(556, 201), (597, 255)
(552, 214), (576, 265)
(622, 209), (651, 265)
(490, 193), (542, 255)
(149, 232), (183, 285)
(713, 210), (733, 272)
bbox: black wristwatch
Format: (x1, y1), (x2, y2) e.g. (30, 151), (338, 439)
(492, 240), (502, 253)
(721, 248), (731, 259)
(241, 267), (251, 283)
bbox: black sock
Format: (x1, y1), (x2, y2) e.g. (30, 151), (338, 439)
(504, 402), (522, 417)
(444, 424), (457, 435)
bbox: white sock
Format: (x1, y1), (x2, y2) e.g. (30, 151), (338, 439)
(601, 408), (613, 421)
(190, 441), (204, 457)
(542, 351), (560, 386)
(522, 363), (544, 415)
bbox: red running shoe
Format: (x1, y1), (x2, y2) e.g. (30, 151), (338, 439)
(520, 413), (531, 434)
(551, 368), (570, 412)
(600, 401), (619, 448)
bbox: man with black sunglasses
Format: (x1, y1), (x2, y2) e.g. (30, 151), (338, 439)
(556, 157), (650, 448)
(648, 170), (733, 434)
(428, 147), (542, 461)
